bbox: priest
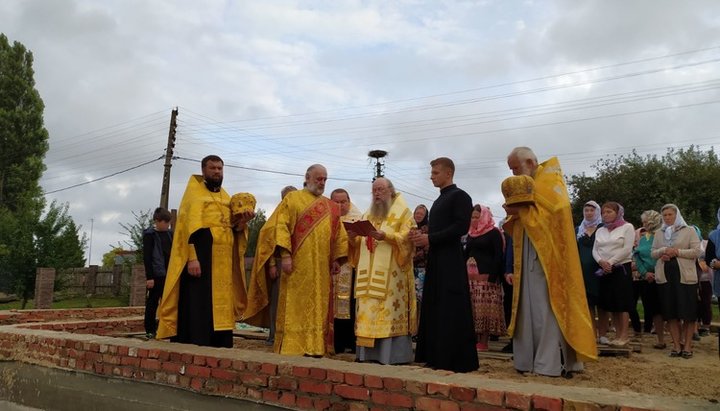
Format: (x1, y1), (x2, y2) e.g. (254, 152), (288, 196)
(350, 178), (416, 364)
(156, 155), (255, 348)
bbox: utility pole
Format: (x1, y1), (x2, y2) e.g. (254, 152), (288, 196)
(88, 218), (94, 266)
(368, 150), (388, 181)
(160, 107), (178, 209)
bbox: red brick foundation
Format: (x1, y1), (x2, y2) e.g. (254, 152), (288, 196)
(0, 308), (668, 411)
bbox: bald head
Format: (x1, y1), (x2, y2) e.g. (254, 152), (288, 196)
(507, 146), (538, 176)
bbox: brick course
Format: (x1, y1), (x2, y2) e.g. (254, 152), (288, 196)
(0, 307), (666, 411)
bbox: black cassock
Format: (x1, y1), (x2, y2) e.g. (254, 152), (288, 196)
(415, 184), (479, 372)
(173, 228), (234, 348)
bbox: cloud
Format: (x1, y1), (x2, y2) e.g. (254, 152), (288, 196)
(2, 0), (720, 263)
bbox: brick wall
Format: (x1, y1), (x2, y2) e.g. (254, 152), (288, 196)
(0, 307), (144, 326)
(0, 308), (665, 411)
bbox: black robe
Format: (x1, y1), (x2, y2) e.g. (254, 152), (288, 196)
(415, 184), (479, 372)
(174, 228), (234, 348)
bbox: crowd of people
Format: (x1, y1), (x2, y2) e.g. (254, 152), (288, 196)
(141, 148), (714, 377)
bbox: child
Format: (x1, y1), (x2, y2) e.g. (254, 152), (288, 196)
(142, 207), (173, 339)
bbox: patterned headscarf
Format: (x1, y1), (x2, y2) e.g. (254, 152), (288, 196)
(602, 202), (627, 232)
(468, 205), (495, 238)
(660, 203), (688, 244)
(577, 200), (602, 239)
(641, 210), (662, 233)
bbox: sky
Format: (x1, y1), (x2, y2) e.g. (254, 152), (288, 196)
(1, 0), (720, 265)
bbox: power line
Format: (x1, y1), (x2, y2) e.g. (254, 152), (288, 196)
(180, 45), (720, 126)
(174, 156), (435, 201)
(44, 156), (164, 194)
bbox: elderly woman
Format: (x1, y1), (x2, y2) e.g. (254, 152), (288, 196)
(632, 210), (665, 349)
(592, 202), (635, 346)
(464, 205), (506, 351)
(576, 200), (603, 339)
(651, 204), (702, 358)
(413, 204), (429, 307)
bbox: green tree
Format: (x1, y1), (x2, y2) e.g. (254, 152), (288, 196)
(245, 209), (267, 257)
(567, 146), (720, 236)
(102, 246), (128, 269)
(0, 33), (49, 301)
(35, 201), (87, 270)
(118, 209), (153, 260)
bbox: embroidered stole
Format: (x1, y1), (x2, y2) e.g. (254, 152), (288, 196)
(290, 195), (340, 353)
(355, 207), (409, 299)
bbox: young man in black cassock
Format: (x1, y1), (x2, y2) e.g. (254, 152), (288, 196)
(410, 157), (479, 373)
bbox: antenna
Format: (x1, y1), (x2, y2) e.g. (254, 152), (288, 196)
(368, 150), (388, 181)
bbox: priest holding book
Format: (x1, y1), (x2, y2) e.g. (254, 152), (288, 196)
(348, 177), (417, 364)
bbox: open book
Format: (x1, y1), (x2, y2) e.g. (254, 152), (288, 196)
(342, 220), (376, 237)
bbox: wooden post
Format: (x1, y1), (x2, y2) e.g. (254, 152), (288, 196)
(112, 264), (123, 296)
(85, 265), (98, 295)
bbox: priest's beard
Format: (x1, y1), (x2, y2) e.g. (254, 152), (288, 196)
(369, 197), (391, 220)
(204, 177), (223, 192)
(306, 181), (324, 196)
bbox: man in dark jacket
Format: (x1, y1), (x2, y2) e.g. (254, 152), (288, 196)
(142, 207), (173, 339)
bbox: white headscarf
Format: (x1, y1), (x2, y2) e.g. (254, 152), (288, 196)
(577, 200), (602, 239)
(660, 203), (687, 244)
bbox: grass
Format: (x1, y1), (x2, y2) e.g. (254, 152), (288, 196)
(0, 296), (128, 310)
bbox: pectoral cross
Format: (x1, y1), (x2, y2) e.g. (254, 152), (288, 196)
(385, 213), (400, 227)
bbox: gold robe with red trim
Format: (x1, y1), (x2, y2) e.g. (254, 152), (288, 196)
(273, 188), (348, 356)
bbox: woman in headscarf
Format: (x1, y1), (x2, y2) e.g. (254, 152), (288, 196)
(651, 204), (702, 358)
(705, 207), (720, 312)
(576, 200), (603, 339)
(592, 201), (635, 346)
(412, 204), (429, 309)
(632, 210), (666, 349)
(464, 204), (506, 351)
(702, 207), (720, 336)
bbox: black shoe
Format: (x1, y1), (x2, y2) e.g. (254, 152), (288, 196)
(501, 342), (513, 353)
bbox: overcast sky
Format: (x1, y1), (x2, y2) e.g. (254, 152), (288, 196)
(2, 0), (720, 265)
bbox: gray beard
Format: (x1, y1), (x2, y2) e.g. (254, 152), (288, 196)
(369, 198), (391, 220)
(306, 182), (324, 196)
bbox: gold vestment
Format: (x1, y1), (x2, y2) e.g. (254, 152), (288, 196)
(504, 158), (598, 362)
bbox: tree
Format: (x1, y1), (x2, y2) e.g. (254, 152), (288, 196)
(118, 209), (153, 260)
(102, 246), (128, 269)
(35, 201), (87, 270)
(245, 209), (267, 257)
(567, 146), (720, 236)
(0, 34), (48, 209)
(0, 34), (49, 302)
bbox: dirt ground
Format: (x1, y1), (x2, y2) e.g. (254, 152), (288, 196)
(232, 331), (720, 402)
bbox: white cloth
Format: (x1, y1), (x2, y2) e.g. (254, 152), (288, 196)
(592, 223), (635, 266)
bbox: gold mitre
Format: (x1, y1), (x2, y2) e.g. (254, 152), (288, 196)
(230, 192), (257, 216)
(501, 175), (535, 206)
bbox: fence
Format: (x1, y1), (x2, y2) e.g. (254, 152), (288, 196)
(57, 265), (132, 297)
